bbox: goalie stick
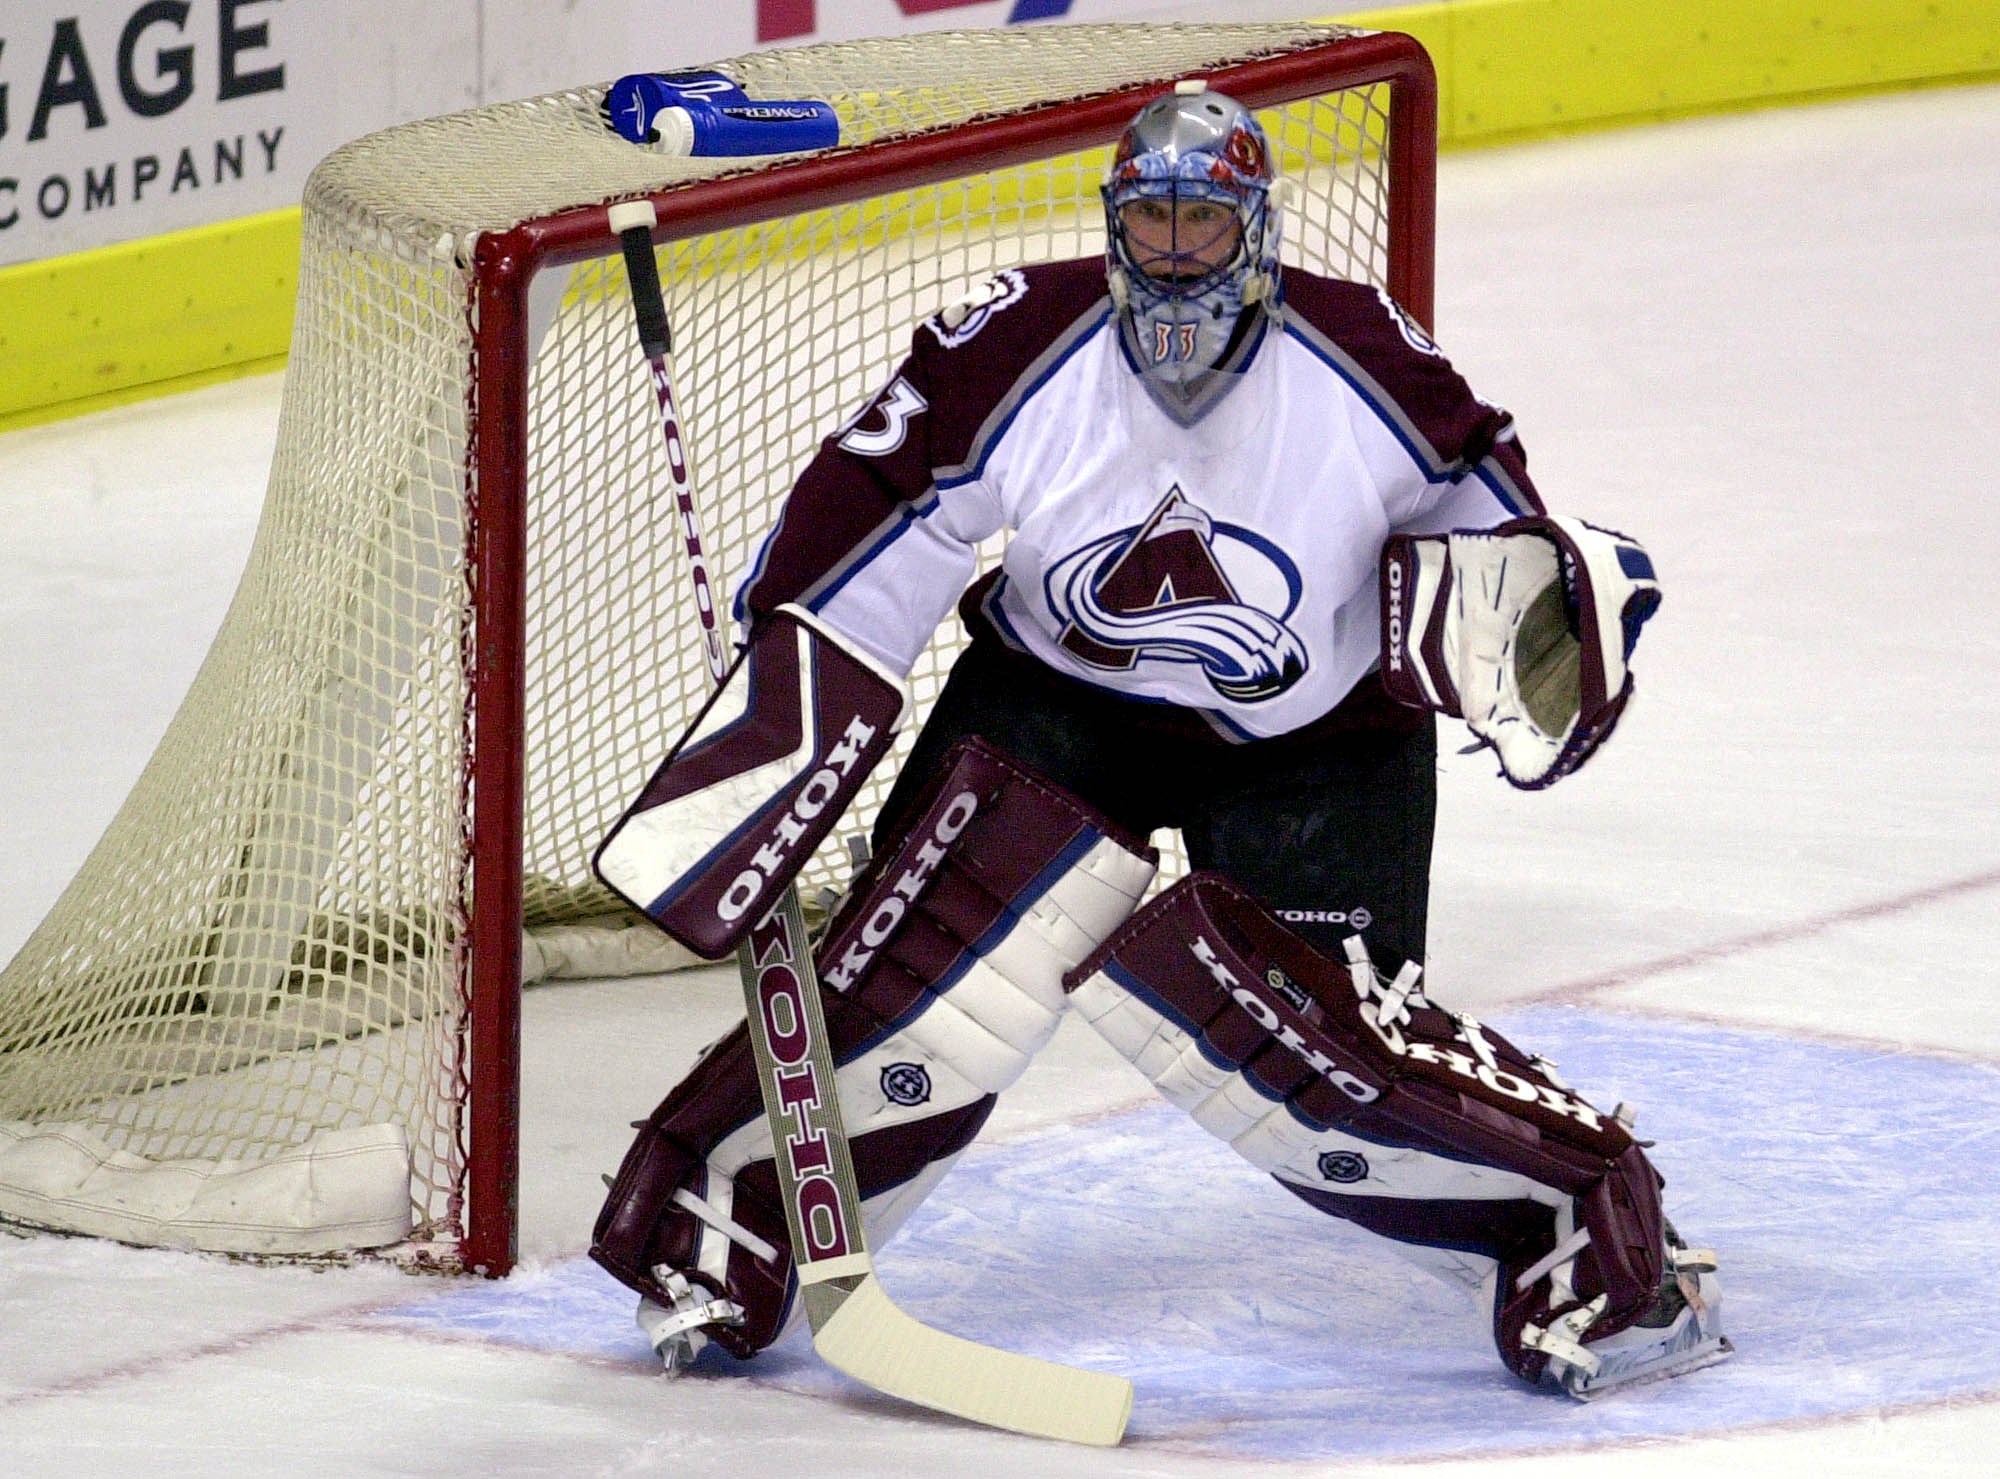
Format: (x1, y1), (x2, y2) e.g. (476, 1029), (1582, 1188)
(608, 199), (1133, 1447)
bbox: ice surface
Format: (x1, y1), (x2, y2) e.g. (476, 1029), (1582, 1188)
(3, 82), (1999, 1477)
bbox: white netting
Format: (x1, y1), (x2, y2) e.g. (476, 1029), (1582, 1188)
(0, 23), (1421, 1260)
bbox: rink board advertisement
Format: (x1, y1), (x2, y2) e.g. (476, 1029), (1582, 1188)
(668, 1), (1365, 52)
(4, 0), (1995, 428)
(5, 0), (1994, 269)
(0, 1), (340, 268)
(0, 0), (1361, 265)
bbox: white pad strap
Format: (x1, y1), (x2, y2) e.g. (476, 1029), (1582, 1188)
(672, 1186), (780, 1264)
(639, 1270), (745, 1352)
(1520, 1295), (1610, 1379)
(1514, 1224), (1594, 1293)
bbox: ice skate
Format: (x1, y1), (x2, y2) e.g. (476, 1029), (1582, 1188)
(1527, 1234), (1733, 1400)
(635, 1270), (742, 1376)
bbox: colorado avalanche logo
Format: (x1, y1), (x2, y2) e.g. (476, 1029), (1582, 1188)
(1048, 487), (1307, 702)
(927, 270), (1029, 348)
(1375, 286), (1442, 357)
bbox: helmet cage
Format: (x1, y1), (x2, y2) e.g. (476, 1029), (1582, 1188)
(1101, 89), (1281, 387)
(1105, 174), (1270, 307)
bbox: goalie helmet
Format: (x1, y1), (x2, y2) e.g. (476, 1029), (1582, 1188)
(1102, 84), (1282, 392)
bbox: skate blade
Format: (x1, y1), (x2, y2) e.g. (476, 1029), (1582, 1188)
(1562, 1333), (1734, 1401)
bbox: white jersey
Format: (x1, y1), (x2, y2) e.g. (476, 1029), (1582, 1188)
(736, 259), (1541, 743)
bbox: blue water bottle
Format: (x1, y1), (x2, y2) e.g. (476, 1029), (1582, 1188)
(605, 73), (838, 156)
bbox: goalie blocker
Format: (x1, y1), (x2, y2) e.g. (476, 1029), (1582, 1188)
(592, 738), (1157, 1357)
(1066, 873), (1729, 1396)
(594, 604), (907, 958)
(1380, 515), (1662, 789)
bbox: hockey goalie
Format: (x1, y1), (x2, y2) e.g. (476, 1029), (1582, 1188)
(590, 82), (1727, 1402)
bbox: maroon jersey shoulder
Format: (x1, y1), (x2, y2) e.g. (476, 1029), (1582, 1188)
(908, 258), (1114, 470)
(1279, 270), (1529, 487)
(1279, 270), (1446, 373)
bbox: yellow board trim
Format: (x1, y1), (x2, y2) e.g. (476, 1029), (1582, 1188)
(0, 208), (299, 435)
(1355, 0), (2000, 145)
(6, 1), (1998, 433)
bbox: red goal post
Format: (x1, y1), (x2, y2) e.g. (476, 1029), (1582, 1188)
(0, 23), (1435, 1277)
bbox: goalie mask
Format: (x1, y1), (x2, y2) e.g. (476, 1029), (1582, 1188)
(1103, 85), (1281, 395)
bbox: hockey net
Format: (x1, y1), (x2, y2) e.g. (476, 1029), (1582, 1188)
(0, 23), (1434, 1272)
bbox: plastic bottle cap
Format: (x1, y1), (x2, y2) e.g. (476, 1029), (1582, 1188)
(652, 106), (695, 156)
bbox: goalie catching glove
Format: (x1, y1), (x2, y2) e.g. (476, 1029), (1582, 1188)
(594, 604), (907, 958)
(1380, 515), (1661, 788)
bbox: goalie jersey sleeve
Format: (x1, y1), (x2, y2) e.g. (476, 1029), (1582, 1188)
(734, 260), (1546, 742)
(732, 265), (1111, 676)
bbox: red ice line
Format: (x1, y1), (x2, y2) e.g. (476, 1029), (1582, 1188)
(1527, 864), (2000, 1006)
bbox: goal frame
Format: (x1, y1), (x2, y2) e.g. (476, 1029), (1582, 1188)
(0, 28), (1392, 1279)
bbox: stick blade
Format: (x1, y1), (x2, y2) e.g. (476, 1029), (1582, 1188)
(812, 1274), (1132, 1446)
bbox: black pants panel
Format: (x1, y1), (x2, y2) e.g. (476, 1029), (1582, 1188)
(872, 638), (1437, 970)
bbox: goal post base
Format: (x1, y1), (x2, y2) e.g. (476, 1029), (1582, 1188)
(0, 1120), (412, 1256)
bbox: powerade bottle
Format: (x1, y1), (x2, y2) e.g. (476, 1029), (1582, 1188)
(605, 72), (838, 156)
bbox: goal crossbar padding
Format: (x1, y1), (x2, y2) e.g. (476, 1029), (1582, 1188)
(591, 737), (1156, 1348)
(518, 916), (702, 983)
(595, 605), (908, 958)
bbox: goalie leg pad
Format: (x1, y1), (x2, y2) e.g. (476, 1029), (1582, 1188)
(1065, 873), (1675, 1385)
(594, 603), (908, 958)
(1381, 515), (1661, 789)
(592, 738), (1157, 1356)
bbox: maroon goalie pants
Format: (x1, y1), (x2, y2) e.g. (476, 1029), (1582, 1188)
(873, 634), (1437, 972)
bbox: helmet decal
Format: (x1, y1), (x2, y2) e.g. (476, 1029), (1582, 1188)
(1222, 125), (1267, 180)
